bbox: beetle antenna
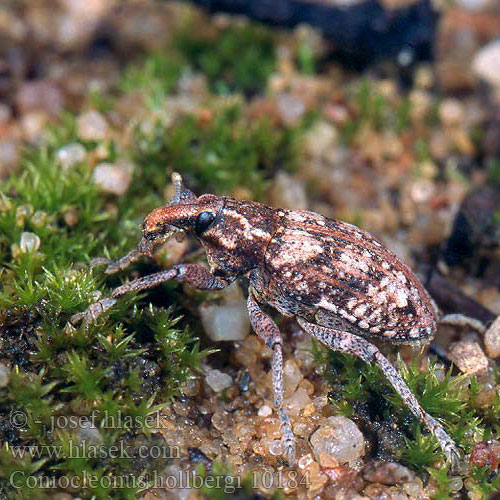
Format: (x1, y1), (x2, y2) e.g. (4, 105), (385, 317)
(171, 172), (183, 205)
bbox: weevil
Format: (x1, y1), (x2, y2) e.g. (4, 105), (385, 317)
(72, 173), (460, 466)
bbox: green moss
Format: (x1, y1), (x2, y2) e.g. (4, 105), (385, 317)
(488, 158), (500, 187)
(0, 117), (215, 500)
(469, 464), (500, 496)
(132, 103), (303, 199)
(427, 466), (454, 500)
(314, 342), (500, 493)
(401, 428), (440, 472)
(176, 24), (276, 95)
(119, 52), (184, 109)
(339, 79), (413, 144)
(297, 39), (317, 76)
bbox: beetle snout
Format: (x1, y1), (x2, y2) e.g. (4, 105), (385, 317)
(140, 222), (177, 257)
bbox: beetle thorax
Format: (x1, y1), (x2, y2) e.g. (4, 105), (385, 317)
(199, 197), (281, 278)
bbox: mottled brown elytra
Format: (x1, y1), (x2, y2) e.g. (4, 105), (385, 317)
(73, 173), (460, 466)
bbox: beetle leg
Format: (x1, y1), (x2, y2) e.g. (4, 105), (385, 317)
(90, 248), (142, 275)
(71, 264), (228, 327)
(70, 297), (118, 325)
(247, 291), (295, 465)
(439, 313), (486, 335)
(296, 317), (462, 468)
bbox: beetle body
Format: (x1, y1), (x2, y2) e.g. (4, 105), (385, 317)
(80, 173), (458, 466)
(144, 194), (437, 345)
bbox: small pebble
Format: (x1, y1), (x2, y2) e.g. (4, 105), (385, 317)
(403, 479), (424, 498)
(317, 451), (339, 468)
(450, 476), (463, 492)
(205, 369), (232, 393)
(57, 143), (86, 169)
(258, 405), (272, 417)
(363, 483), (409, 499)
(297, 452), (315, 470)
(19, 232), (41, 253)
(0, 363), (10, 388)
(439, 98), (464, 126)
(15, 199), (34, 227)
(304, 120), (337, 157)
(155, 236), (189, 267)
(472, 40), (500, 88)
(447, 340), (489, 375)
(77, 110), (109, 141)
(63, 207), (79, 227)
(180, 379), (200, 397)
(21, 112), (48, 142)
(484, 316), (500, 359)
(286, 387), (312, 411)
(283, 359), (303, 397)
(276, 93), (305, 125)
(31, 211), (48, 228)
(469, 440), (500, 470)
(92, 162), (133, 196)
(211, 410), (230, 431)
(0, 141), (21, 178)
(200, 301), (250, 342)
(268, 439), (283, 456)
(363, 460), (415, 485)
(310, 416), (365, 465)
(15, 80), (64, 116)
(200, 283), (250, 342)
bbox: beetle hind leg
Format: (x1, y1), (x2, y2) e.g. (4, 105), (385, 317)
(247, 290), (296, 465)
(296, 317), (462, 468)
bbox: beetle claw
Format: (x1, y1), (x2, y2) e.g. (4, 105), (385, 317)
(445, 441), (463, 473)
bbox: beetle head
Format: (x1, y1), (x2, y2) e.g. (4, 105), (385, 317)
(139, 173), (221, 256)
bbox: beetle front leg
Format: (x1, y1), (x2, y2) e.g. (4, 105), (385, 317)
(90, 248), (143, 275)
(247, 291), (295, 465)
(72, 264), (228, 327)
(296, 317), (461, 468)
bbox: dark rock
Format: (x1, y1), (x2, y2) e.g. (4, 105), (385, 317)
(181, 0), (438, 66)
(443, 185), (500, 270)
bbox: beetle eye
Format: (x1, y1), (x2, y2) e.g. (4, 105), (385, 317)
(195, 211), (216, 236)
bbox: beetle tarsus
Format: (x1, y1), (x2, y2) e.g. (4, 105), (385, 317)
(279, 407), (296, 465)
(427, 415), (462, 469)
(89, 257), (114, 268)
(89, 248), (142, 275)
(70, 297), (117, 326)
